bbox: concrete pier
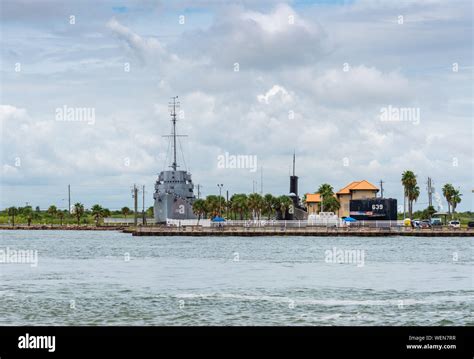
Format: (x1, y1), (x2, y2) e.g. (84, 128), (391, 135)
(129, 226), (474, 237)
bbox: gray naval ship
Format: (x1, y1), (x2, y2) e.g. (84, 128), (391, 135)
(153, 97), (197, 223)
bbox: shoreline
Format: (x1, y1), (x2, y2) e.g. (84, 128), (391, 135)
(1, 225), (472, 237)
(0, 225), (125, 231)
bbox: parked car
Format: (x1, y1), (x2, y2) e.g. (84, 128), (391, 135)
(420, 220), (431, 228)
(430, 217), (442, 226)
(412, 220), (421, 228)
(448, 220), (461, 228)
(468, 221), (474, 228)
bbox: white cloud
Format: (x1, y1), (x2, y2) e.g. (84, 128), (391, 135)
(257, 85), (292, 104)
(180, 4), (327, 70)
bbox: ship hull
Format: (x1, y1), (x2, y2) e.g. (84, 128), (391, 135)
(153, 169), (197, 224)
(154, 193), (196, 223)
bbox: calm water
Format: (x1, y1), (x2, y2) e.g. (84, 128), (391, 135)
(0, 230), (472, 326)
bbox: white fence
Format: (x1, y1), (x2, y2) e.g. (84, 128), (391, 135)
(104, 217), (404, 228)
(166, 219), (212, 227)
(165, 218), (405, 228)
(104, 217), (154, 224)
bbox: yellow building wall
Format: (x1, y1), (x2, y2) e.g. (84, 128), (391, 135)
(351, 190), (378, 200)
(337, 194), (351, 218)
(307, 202), (320, 214)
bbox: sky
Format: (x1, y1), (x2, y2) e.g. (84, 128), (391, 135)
(0, 0), (472, 212)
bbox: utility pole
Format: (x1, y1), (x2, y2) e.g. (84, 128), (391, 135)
(132, 184), (138, 226)
(217, 184), (223, 216)
(197, 184), (201, 199)
(226, 190), (229, 218)
(427, 177), (433, 207)
(403, 189), (406, 220)
(260, 166), (263, 195)
(142, 185), (146, 225)
(379, 180), (384, 198)
(68, 184), (71, 213)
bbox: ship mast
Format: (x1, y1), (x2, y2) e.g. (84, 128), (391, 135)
(292, 149), (295, 176)
(170, 96), (179, 171)
(163, 96), (187, 171)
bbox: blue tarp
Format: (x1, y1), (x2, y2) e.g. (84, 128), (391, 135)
(212, 216), (225, 222)
(343, 217), (356, 222)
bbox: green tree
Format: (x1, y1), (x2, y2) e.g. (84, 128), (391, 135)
(230, 194), (248, 220)
(47, 205), (57, 216)
(451, 189), (462, 216)
(263, 194), (275, 220)
(442, 183), (455, 217)
(317, 184), (339, 213)
(192, 199), (206, 224)
(248, 193), (263, 220)
(121, 207), (131, 218)
(57, 211), (65, 226)
(205, 195), (224, 218)
(91, 204), (104, 226)
(73, 203), (85, 225)
(423, 205), (437, 219)
(401, 171), (418, 219)
(278, 195), (292, 220)
(408, 185), (420, 218)
(23, 206), (33, 226)
(8, 207), (18, 226)
(47, 205), (58, 223)
(146, 206), (154, 217)
(324, 196), (341, 213)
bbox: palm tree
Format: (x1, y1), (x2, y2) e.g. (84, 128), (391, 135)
(8, 207), (18, 226)
(58, 211), (65, 226)
(278, 195), (292, 220)
(47, 205), (57, 224)
(23, 206), (33, 226)
(225, 198), (232, 218)
(263, 194), (275, 219)
(442, 183), (455, 216)
(204, 195), (221, 218)
(407, 185), (420, 217)
(248, 193), (263, 220)
(47, 205), (57, 216)
(317, 184), (338, 213)
(318, 184), (333, 197)
(324, 196), (341, 213)
(450, 189), (462, 216)
(91, 204), (104, 226)
(73, 203), (85, 225)
(121, 207), (131, 219)
(401, 171), (418, 219)
(231, 194), (248, 220)
(102, 208), (111, 218)
(192, 199), (206, 224)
